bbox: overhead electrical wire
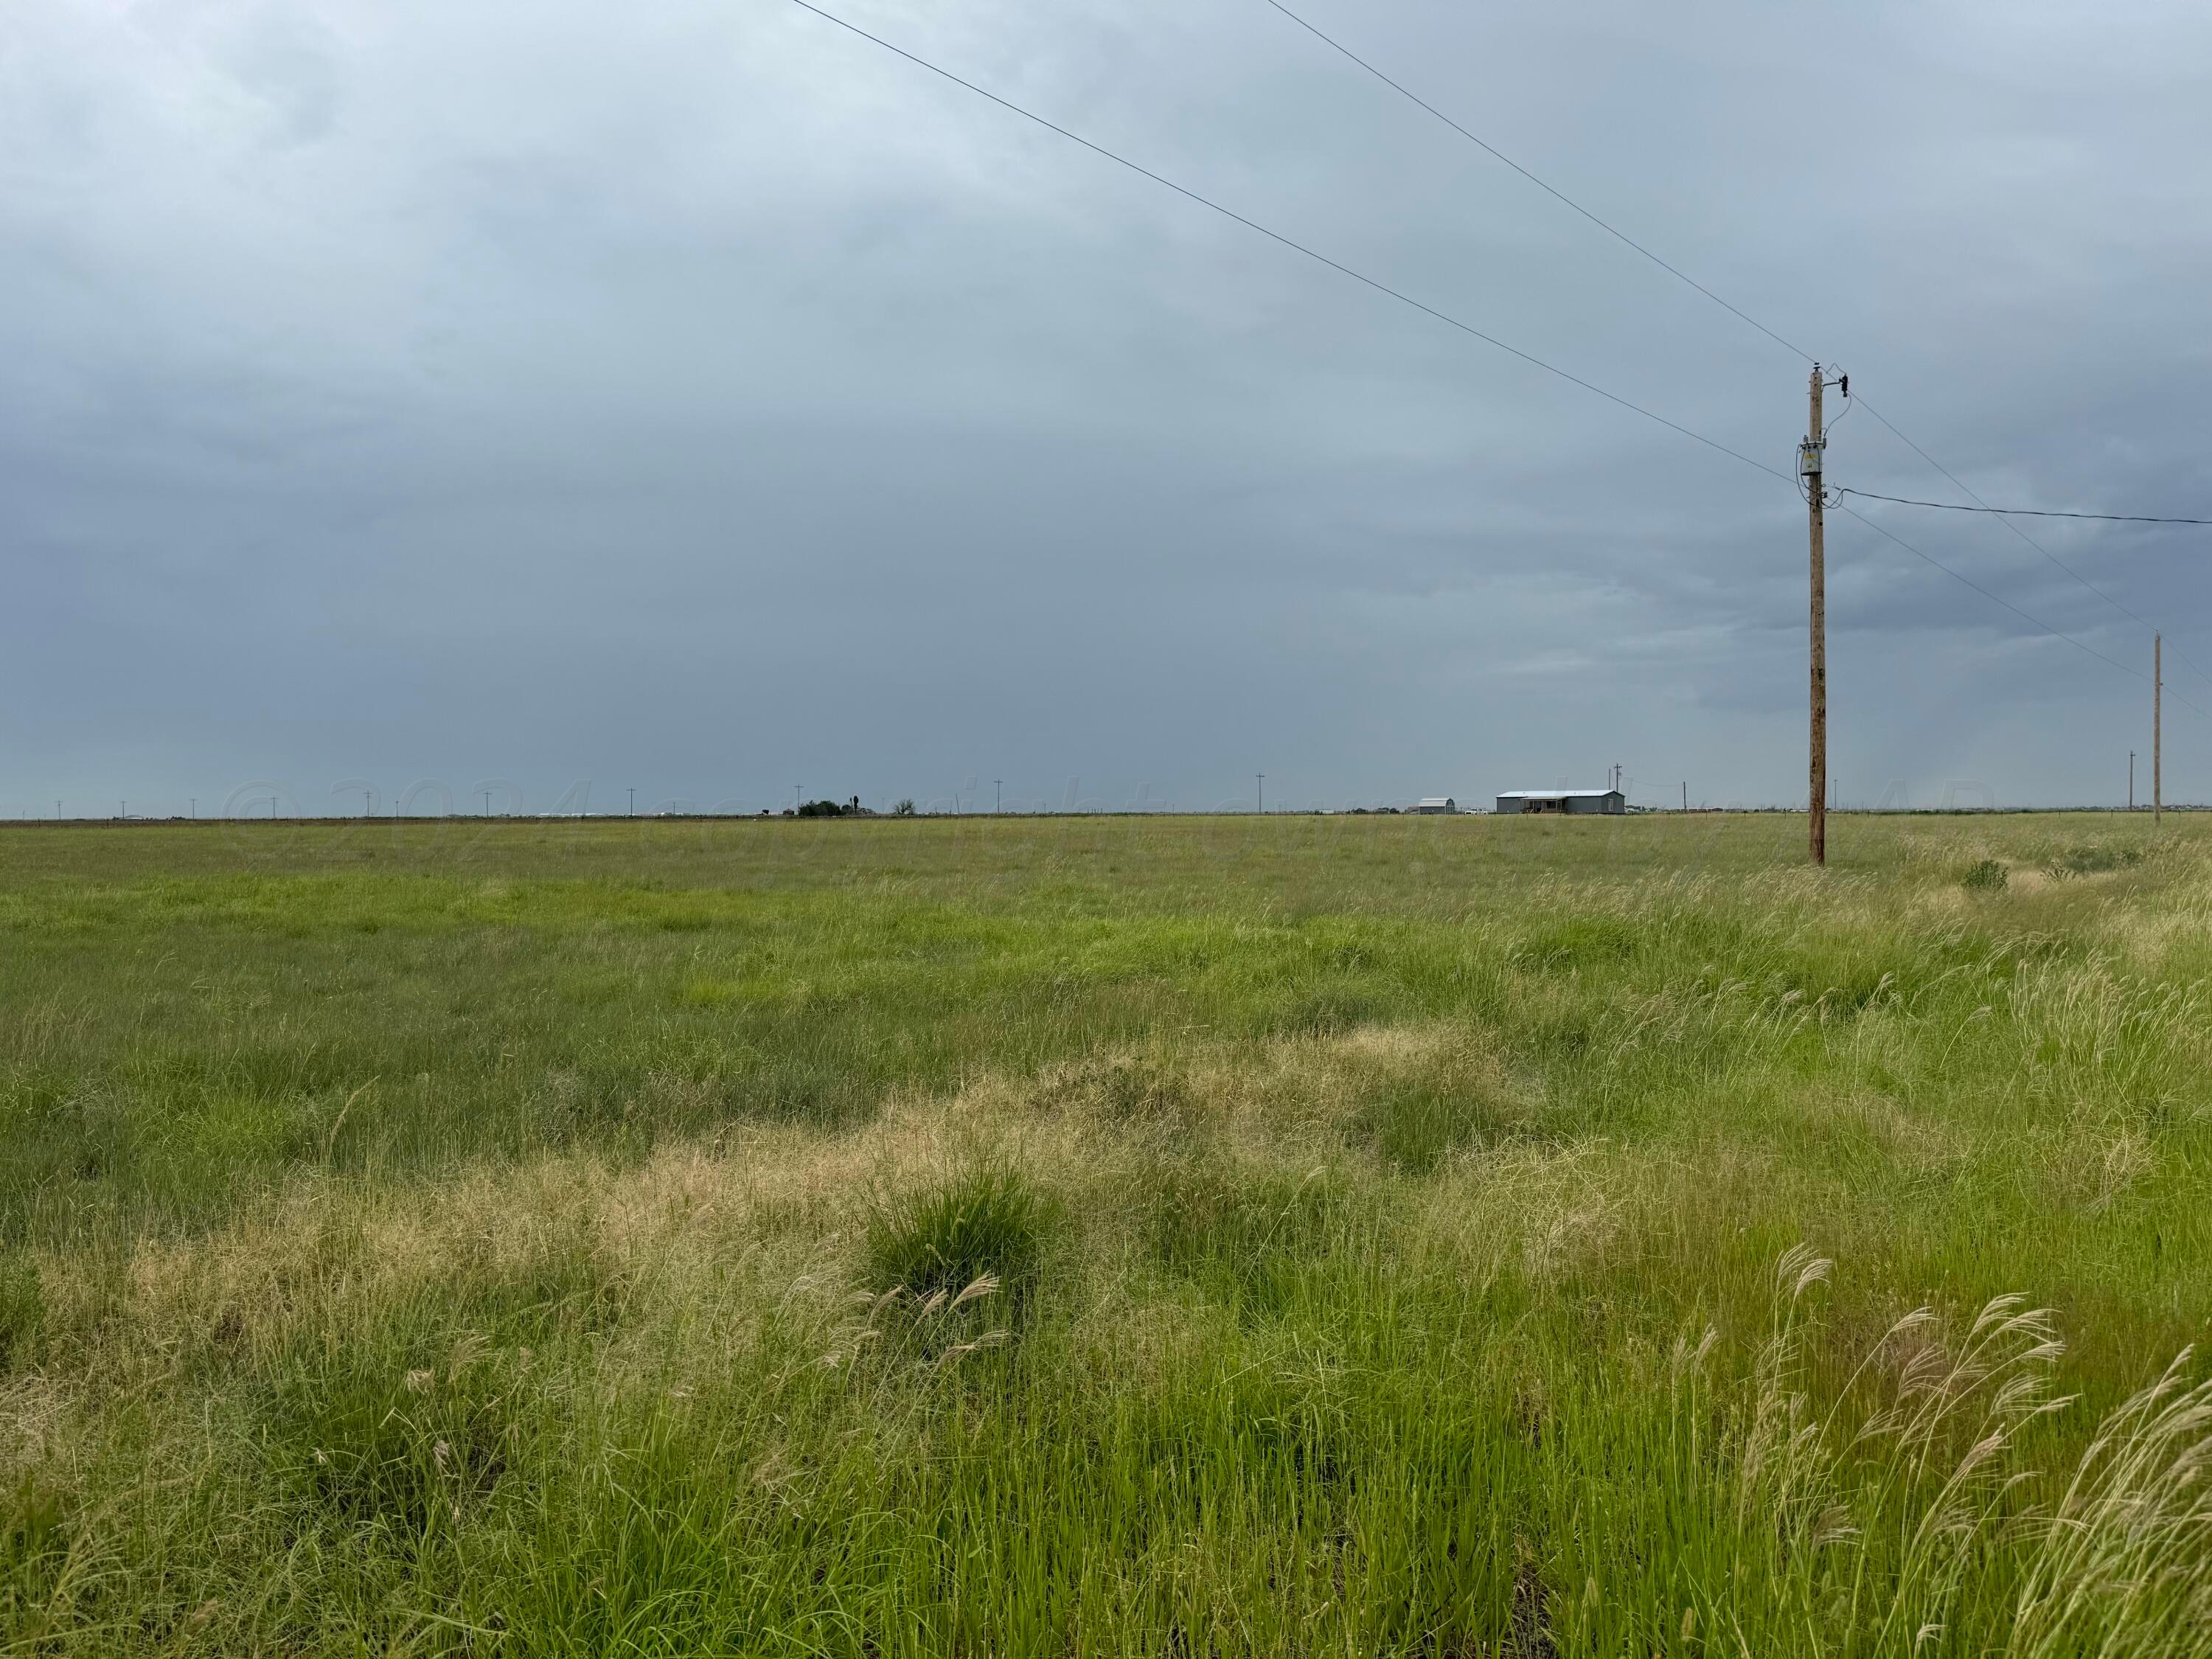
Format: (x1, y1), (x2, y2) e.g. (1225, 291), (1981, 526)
(1851, 400), (2212, 692)
(781, 0), (1787, 484)
(1851, 400), (2212, 686)
(1837, 507), (2205, 714)
(1837, 488), (2212, 527)
(782, 0), (2194, 711)
(1249, 0), (2206, 694)
(1252, 0), (1818, 364)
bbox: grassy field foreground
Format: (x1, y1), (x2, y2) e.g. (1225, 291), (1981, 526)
(2, 812), (2210, 1655)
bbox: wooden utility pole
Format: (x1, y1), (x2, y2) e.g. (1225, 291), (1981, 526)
(2154, 633), (2162, 827)
(2129, 751), (2135, 811)
(1806, 366), (1827, 866)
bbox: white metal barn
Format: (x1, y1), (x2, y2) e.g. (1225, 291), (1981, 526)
(1495, 789), (1626, 816)
(1412, 797), (1458, 815)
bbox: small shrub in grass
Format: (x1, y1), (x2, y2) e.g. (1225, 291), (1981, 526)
(1962, 858), (2008, 892)
(863, 1166), (1051, 1320)
(2045, 844), (2143, 879)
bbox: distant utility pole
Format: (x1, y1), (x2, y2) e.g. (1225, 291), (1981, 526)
(628, 787), (636, 818)
(995, 779), (1003, 813)
(1681, 782), (1687, 812)
(189, 799), (196, 819)
(1256, 773), (1265, 814)
(2154, 633), (2163, 827)
(482, 790), (492, 817)
(363, 790), (372, 818)
(1803, 364), (1830, 867)
(2129, 751), (2135, 811)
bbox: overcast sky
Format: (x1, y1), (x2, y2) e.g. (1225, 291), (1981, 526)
(5, 0), (2210, 817)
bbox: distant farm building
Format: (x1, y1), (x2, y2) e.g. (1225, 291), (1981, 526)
(1495, 789), (1626, 816)
(1413, 797), (1458, 815)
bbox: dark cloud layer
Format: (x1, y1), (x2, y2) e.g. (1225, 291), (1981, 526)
(6, 0), (2210, 816)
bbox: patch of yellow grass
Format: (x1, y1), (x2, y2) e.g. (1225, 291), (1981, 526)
(0, 1374), (72, 1483)
(21, 1020), (1546, 1407)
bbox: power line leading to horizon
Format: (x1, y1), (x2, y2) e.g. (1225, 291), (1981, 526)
(1248, 0), (2209, 695)
(1837, 503), (2207, 717)
(781, 0), (1788, 484)
(782, 0), (2196, 721)
(1253, 0), (1821, 366)
(1837, 485), (2212, 526)
(1852, 399), (2212, 695)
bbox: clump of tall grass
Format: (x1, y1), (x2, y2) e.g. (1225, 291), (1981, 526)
(863, 1166), (1051, 1318)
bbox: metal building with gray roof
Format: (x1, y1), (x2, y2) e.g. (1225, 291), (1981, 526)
(1495, 788), (1625, 815)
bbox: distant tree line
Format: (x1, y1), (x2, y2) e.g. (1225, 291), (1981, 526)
(792, 796), (869, 818)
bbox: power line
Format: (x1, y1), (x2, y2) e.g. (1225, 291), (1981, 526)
(1854, 398), (2212, 693)
(1836, 503), (2207, 716)
(1255, 0), (1818, 366)
(781, 0), (1787, 484)
(1252, 0), (2208, 692)
(1837, 487), (2212, 525)
(785, 0), (2191, 720)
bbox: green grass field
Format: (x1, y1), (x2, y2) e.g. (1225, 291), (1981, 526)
(3, 812), (2209, 1655)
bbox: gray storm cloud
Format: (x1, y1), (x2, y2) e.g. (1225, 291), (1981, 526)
(4, 0), (2209, 815)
